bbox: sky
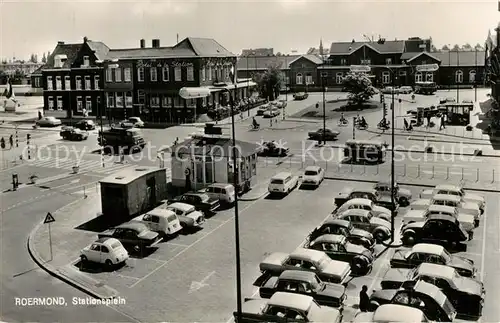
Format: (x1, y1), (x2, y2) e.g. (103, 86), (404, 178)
(0, 0), (499, 61)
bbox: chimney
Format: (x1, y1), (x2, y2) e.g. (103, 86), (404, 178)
(57, 41), (65, 45)
(152, 39), (160, 48)
(83, 36), (88, 43)
(140, 39), (145, 48)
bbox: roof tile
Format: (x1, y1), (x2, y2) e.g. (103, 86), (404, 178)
(432, 51), (486, 66)
(329, 40), (405, 55)
(236, 55), (301, 70)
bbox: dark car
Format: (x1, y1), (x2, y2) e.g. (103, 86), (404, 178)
(308, 219), (375, 251)
(334, 188), (398, 212)
(168, 193), (220, 214)
(389, 243), (476, 277)
(380, 263), (484, 318)
(257, 141), (289, 157)
(401, 214), (469, 248)
(304, 234), (373, 275)
(307, 128), (340, 141)
(75, 119), (96, 130)
(369, 281), (457, 322)
(59, 127), (89, 141)
(97, 221), (162, 253)
(373, 181), (412, 207)
(293, 92), (309, 100)
(257, 270), (346, 308)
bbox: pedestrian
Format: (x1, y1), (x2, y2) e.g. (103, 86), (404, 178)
(359, 285), (370, 312)
(426, 115), (431, 128)
(440, 115), (446, 130)
(270, 118), (273, 127)
(0, 137), (5, 149)
(404, 118), (409, 131)
(38, 110), (42, 120)
(9, 134), (13, 148)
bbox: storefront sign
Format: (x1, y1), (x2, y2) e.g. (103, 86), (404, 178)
(171, 61), (194, 68)
(350, 65), (371, 72)
(416, 64), (439, 72)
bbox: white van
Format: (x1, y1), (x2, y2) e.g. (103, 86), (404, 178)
(268, 172), (299, 196)
(203, 183), (236, 205)
(133, 209), (182, 237)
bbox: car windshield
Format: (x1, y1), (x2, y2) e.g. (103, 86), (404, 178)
(366, 212), (373, 220)
(408, 267), (419, 279)
(441, 249), (452, 263)
(346, 223), (354, 232)
(311, 275), (322, 290)
(167, 215), (177, 223)
(271, 179), (283, 184)
(199, 194), (209, 201)
(317, 255), (331, 270)
(185, 207), (195, 214)
(305, 170), (317, 176)
(110, 241), (122, 249)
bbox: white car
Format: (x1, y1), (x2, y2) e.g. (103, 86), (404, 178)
(301, 166), (325, 187)
(268, 172), (299, 196)
(80, 237), (129, 267)
(36, 116), (62, 127)
(162, 202), (205, 228)
(402, 205), (475, 233)
(263, 107), (280, 118)
(354, 304), (429, 322)
(121, 117), (144, 128)
(399, 86), (413, 94)
(133, 209), (182, 237)
(334, 198), (391, 222)
(202, 183), (236, 205)
(410, 194), (480, 226)
(419, 184), (485, 214)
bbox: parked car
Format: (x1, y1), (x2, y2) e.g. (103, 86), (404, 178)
(167, 192), (220, 214)
(373, 181), (412, 207)
(159, 202), (205, 228)
(97, 222), (162, 253)
(263, 107), (280, 118)
(275, 100), (287, 109)
(293, 92), (309, 100)
(256, 104), (270, 116)
(268, 172), (299, 196)
(380, 263), (484, 317)
(368, 281), (457, 322)
(307, 128), (340, 141)
(399, 86), (413, 94)
(75, 119), (96, 130)
(307, 219), (375, 251)
(300, 166), (325, 188)
(334, 198), (391, 222)
(257, 270), (347, 308)
(121, 117), (144, 128)
(335, 209), (391, 242)
(80, 237), (129, 268)
(36, 116), (62, 127)
(133, 209), (182, 237)
(410, 195), (480, 226)
(401, 214), (470, 247)
(60, 127), (89, 141)
(439, 97), (456, 104)
(200, 183), (236, 205)
(402, 205), (475, 235)
(353, 304), (429, 323)
(304, 234), (374, 275)
(419, 184), (485, 214)
(389, 243), (476, 277)
(257, 141), (289, 157)
(382, 86), (398, 94)
(259, 248), (351, 284)
(334, 188), (397, 212)
(234, 292), (342, 323)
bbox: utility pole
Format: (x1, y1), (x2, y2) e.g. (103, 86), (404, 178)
(390, 74), (396, 242)
(475, 48), (478, 102)
(456, 50), (460, 102)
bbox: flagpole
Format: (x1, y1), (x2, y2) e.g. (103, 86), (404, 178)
(475, 48), (478, 102)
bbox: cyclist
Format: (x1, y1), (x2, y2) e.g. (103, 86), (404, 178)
(252, 117), (260, 129)
(340, 113), (346, 123)
(360, 116), (367, 128)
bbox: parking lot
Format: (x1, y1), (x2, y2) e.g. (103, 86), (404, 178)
(69, 177), (500, 322)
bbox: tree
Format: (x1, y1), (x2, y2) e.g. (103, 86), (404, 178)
(34, 54), (38, 63)
(342, 72), (377, 106)
(451, 44), (460, 51)
(255, 65), (283, 101)
(441, 45), (450, 51)
(41, 52), (47, 63)
(474, 43), (484, 51)
(430, 45), (438, 52)
(462, 43), (472, 51)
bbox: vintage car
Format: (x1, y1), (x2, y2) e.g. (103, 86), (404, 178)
(353, 304), (429, 323)
(307, 219), (375, 251)
(259, 248), (351, 284)
(36, 116), (62, 127)
(334, 188), (398, 212)
(120, 116), (144, 128)
(304, 234), (374, 275)
(80, 237), (129, 267)
(381, 86), (398, 94)
(263, 107), (280, 118)
(257, 141), (289, 157)
(401, 214), (471, 247)
(399, 86), (414, 94)
(97, 222), (162, 253)
(410, 194), (480, 227)
(268, 172), (299, 196)
(334, 198), (391, 222)
(293, 92), (309, 100)
(369, 281), (457, 322)
(275, 99), (287, 109)
(373, 181), (412, 207)
(257, 270), (346, 308)
(234, 292), (342, 323)
(301, 166), (325, 188)
(132, 209), (182, 237)
(158, 202), (205, 228)
(419, 184), (485, 214)
(307, 128), (340, 141)
(402, 205), (475, 235)
(256, 104), (271, 116)
(60, 126), (89, 141)
(390, 243), (476, 277)
(380, 263), (484, 317)
(167, 192), (220, 214)
(335, 209), (391, 242)
(75, 119), (96, 130)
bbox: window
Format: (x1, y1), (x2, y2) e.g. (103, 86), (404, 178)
(123, 68), (131, 82)
(336, 72), (343, 84)
(382, 71), (391, 84)
(455, 70), (463, 83)
(201, 67), (206, 81)
(34, 77), (41, 88)
(340, 58), (347, 65)
(137, 90), (145, 104)
(85, 76), (91, 90)
(305, 74), (313, 84)
(162, 66), (169, 81)
(121, 91), (131, 107)
(137, 67), (144, 82)
(150, 67), (157, 81)
(115, 92), (124, 107)
(56, 96), (63, 110)
(107, 92), (115, 108)
(426, 72), (433, 82)
(75, 76), (82, 90)
(55, 76), (61, 90)
(94, 76), (99, 89)
(101, 246), (109, 253)
(48, 97), (54, 110)
(115, 68), (122, 82)
(162, 95), (172, 107)
(208, 66), (212, 81)
(86, 96), (92, 112)
(83, 56), (89, 66)
(296, 73), (303, 84)
(223, 66), (229, 80)
(469, 70), (476, 83)
(174, 66), (181, 81)
(361, 59), (371, 65)
(150, 95), (160, 107)
(385, 58), (392, 65)
(106, 68), (113, 82)
(421, 60), (427, 65)
(415, 72), (423, 83)
(76, 96), (83, 112)
(46, 76), (53, 90)
(187, 66), (194, 81)
(399, 70), (407, 76)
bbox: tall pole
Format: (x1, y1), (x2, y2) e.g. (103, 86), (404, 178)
(456, 50), (460, 102)
(390, 70), (396, 242)
(247, 56), (250, 117)
(475, 48), (478, 102)
(285, 55), (288, 102)
(322, 75), (326, 145)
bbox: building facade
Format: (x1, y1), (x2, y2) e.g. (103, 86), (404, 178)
(486, 26), (500, 103)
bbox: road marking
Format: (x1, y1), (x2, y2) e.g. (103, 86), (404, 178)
(422, 170), (473, 176)
(113, 273), (141, 281)
(165, 242), (189, 247)
(70, 179), (80, 184)
(129, 198), (262, 289)
(188, 271), (216, 293)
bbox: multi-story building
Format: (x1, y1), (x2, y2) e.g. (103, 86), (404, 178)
(241, 48), (274, 56)
(0, 62), (44, 77)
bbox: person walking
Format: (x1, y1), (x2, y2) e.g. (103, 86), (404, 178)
(426, 114), (432, 128)
(359, 285), (370, 312)
(38, 110), (42, 120)
(404, 118), (409, 131)
(9, 134), (13, 148)
(440, 114), (446, 130)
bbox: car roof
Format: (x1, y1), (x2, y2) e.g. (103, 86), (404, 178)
(323, 219), (350, 227)
(304, 166), (321, 171)
(344, 198), (372, 205)
(96, 237), (112, 244)
(412, 243), (444, 255)
(268, 292), (312, 312)
(272, 172), (293, 180)
(207, 183), (234, 189)
(435, 184), (460, 191)
(339, 209), (371, 217)
(409, 281), (449, 307)
(167, 202), (195, 212)
(290, 248), (325, 263)
(351, 188), (377, 195)
(427, 213), (456, 222)
(312, 234), (346, 245)
(427, 205), (457, 214)
(433, 194), (461, 202)
(117, 221), (148, 231)
(417, 263), (455, 280)
(373, 304), (426, 322)
(375, 181), (399, 187)
(146, 208), (176, 217)
(280, 270), (318, 284)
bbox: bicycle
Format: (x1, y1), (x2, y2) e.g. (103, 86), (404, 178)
(249, 124), (260, 131)
(337, 119), (349, 126)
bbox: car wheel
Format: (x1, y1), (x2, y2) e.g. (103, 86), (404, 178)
(352, 257), (368, 275)
(399, 196), (409, 206)
(374, 229), (386, 242)
(105, 259), (113, 269)
(402, 231), (416, 246)
(80, 255), (88, 263)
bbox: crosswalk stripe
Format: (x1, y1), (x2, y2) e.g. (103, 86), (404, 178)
(24, 157), (133, 174)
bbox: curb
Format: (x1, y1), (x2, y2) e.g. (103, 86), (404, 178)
(0, 124), (62, 132)
(239, 190), (268, 201)
(407, 137), (498, 147)
(368, 128), (495, 142)
(27, 195), (119, 300)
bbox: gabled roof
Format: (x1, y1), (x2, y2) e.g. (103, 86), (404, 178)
(329, 40), (405, 55)
(405, 52), (442, 63)
(288, 54), (323, 66)
(30, 65), (44, 76)
(432, 51), (486, 66)
(43, 43), (82, 70)
(174, 37), (235, 57)
(106, 47), (196, 60)
(86, 41), (110, 61)
(236, 55), (301, 70)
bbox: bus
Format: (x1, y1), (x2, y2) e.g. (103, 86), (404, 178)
(414, 82), (437, 95)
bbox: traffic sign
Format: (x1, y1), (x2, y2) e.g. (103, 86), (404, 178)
(44, 212), (55, 224)
(416, 64), (439, 72)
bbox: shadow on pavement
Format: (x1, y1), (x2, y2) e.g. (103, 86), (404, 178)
(74, 213), (118, 233)
(74, 259), (126, 273)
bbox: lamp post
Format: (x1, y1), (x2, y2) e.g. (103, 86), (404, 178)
(456, 50), (460, 102)
(322, 74), (327, 145)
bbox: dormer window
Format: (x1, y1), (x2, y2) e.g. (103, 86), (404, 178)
(83, 56), (90, 66)
(54, 54), (67, 68)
